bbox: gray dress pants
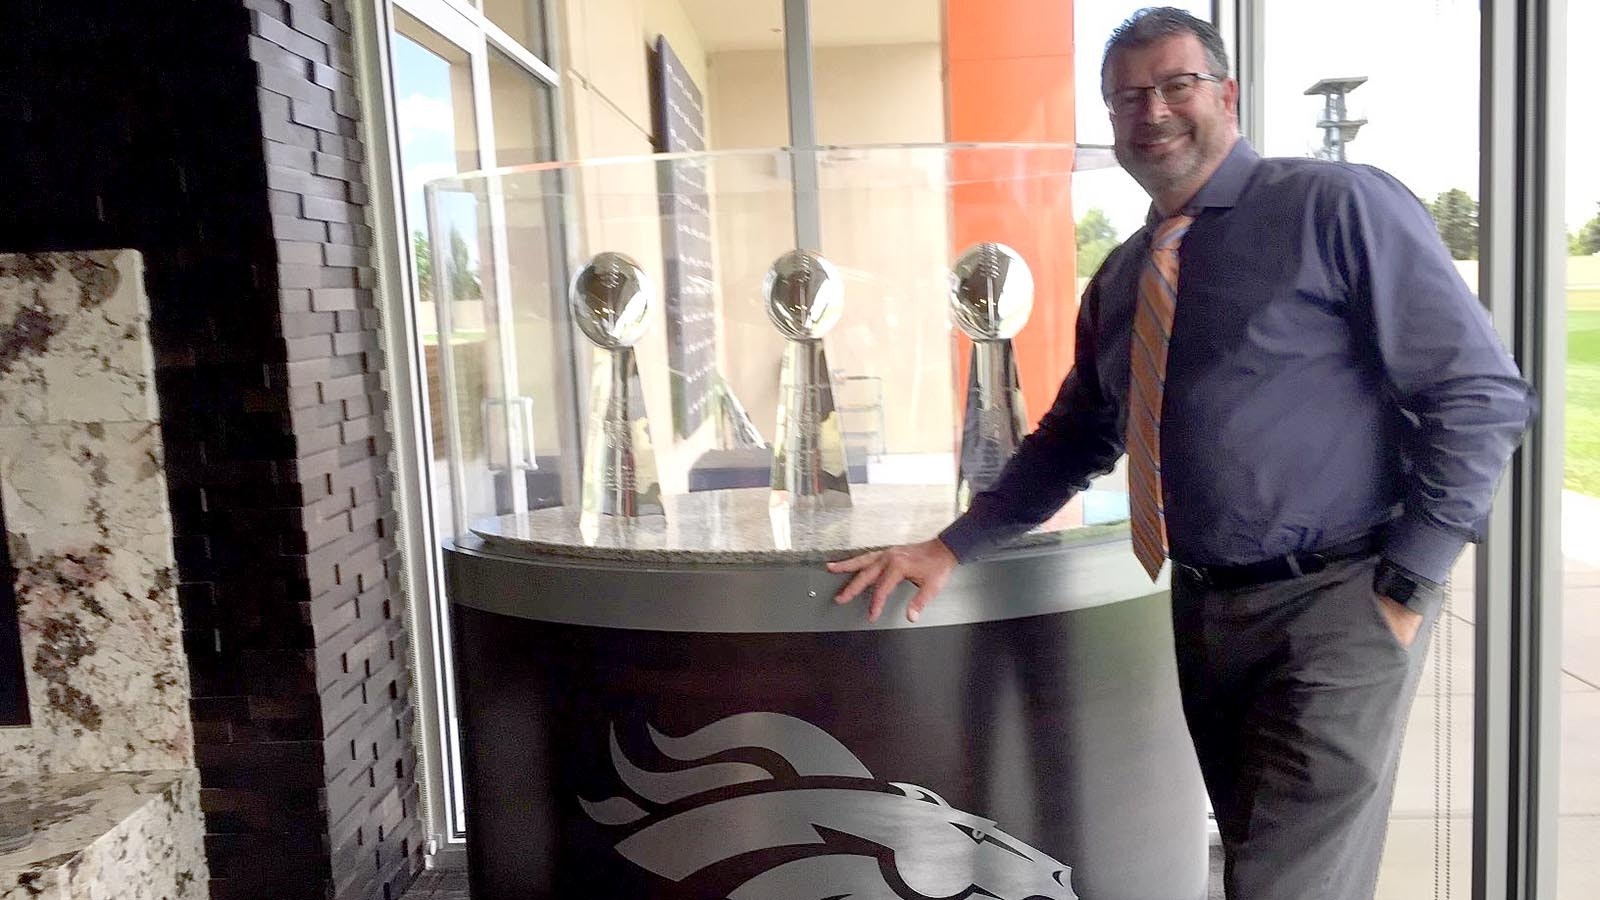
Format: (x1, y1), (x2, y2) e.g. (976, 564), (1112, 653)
(1171, 553), (1443, 900)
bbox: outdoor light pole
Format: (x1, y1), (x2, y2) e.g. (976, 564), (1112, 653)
(1305, 76), (1368, 161)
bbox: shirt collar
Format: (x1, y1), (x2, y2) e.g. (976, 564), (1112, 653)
(1144, 138), (1260, 229)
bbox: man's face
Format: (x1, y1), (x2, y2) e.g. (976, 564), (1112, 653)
(1105, 34), (1239, 201)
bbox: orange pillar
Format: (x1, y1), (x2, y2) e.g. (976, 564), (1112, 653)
(945, 0), (1078, 426)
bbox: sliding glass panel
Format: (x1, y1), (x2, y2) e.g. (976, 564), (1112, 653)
(1262, 1), (1481, 895)
(391, 9), (485, 559)
(1559, 2), (1600, 896)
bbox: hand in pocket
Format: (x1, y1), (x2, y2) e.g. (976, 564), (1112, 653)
(1375, 593), (1424, 649)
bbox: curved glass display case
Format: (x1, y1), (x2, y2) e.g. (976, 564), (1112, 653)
(428, 144), (1207, 900)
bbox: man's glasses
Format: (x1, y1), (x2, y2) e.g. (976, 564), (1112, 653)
(1104, 72), (1222, 117)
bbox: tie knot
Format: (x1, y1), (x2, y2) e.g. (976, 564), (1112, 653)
(1152, 214), (1194, 251)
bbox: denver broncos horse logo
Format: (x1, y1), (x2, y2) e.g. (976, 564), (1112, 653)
(580, 711), (1077, 899)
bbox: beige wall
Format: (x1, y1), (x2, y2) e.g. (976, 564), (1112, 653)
(555, 2), (955, 472)
(706, 152), (957, 458)
(706, 43), (952, 455)
(560, 0), (712, 159)
(1573, 254), (1600, 309)
(642, 0), (711, 105)
(1453, 256), (1600, 309)
(708, 43), (945, 149)
(556, 0), (720, 493)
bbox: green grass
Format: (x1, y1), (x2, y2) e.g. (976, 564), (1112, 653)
(1568, 309), (1600, 496)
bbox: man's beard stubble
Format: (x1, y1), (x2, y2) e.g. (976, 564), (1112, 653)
(1116, 120), (1205, 200)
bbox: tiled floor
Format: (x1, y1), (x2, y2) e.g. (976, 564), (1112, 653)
(1555, 498), (1600, 900)
(399, 870), (469, 900)
(1377, 497), (1600, 900)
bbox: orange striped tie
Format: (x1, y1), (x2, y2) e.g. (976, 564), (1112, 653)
(1128, 213), (1194, 580)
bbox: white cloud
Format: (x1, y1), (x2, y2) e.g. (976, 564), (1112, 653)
(397, 92), (459, 144)
(407, 160), (460, 188)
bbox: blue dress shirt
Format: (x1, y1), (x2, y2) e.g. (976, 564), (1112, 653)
(939, 140), (1535, 585)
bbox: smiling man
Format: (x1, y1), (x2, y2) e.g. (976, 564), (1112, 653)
(829, 7), (1534, 899)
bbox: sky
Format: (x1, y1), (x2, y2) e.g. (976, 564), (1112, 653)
(391, 33), (484, 280)
(393, 35), (466, 241)
(1072, 0), (1599, 241)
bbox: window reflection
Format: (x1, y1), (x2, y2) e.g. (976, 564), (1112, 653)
(1560, 1), (1600, 896)
(1263, 1), (1480, 895)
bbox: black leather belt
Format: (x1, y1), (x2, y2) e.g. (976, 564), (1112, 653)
(1175, 534), (1379, 591)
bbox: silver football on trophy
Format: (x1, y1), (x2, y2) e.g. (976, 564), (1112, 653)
(571, 251), (654, 349)
(763, 249), (843, 340)
(949, 242), (1034, 341)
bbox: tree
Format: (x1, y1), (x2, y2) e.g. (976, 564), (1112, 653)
(1426, 188), (1478, 261)
(413, 227), (483, 303)
(412, 231), (433, 304)
(1076, 208), (1121, 276)
(446, 228), (483, 301)
(1575, 203), (1600, 256)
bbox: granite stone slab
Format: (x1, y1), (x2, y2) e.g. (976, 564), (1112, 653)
(2, 527), (190, 774)
(0, 250), (193, 775)
(470, 484), (1124, 565)
(0, 770), (206, 900)
(0, 422), (170, 539)
(0, 251), (156, 428)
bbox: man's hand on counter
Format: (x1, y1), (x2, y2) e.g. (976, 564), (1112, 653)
(827, 538), (958, 624)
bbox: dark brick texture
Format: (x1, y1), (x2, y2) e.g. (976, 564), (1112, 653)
(0, 1), (424, 898)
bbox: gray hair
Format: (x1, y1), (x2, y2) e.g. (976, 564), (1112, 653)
(1101, 7), (1231, 95)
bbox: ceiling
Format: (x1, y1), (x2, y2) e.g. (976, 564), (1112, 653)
(677, 0), (943, 52)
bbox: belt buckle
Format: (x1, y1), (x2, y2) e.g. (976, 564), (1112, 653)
(1301, 552), (1330, 575)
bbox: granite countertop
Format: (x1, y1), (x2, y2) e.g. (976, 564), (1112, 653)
(0, 771), (191, 893)
(468, 484), (1126, 565)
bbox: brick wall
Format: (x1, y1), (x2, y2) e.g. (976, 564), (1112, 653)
(244, 3), (423, 894)
(0, 1), (424, 898)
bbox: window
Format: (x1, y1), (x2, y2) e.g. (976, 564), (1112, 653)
(383, 0), (559, 848)
(1262, 1), (1480, 893)
(1559, 1), (1600, 895)
(482, 0), (547, 58)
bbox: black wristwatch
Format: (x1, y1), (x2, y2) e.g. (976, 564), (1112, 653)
(1373, 560), (1434, 611)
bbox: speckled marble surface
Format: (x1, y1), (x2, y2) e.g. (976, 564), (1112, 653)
(470, 484), (1124, 564)
(0, 252), (157, 428)
(0, 771), (206, 900)
(0, 251), (204, 897)
(0, 250), (193, 776)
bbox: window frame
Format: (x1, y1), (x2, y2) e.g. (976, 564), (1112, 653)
(351, 0), (563, 863)
(355, 2), (1571, 889)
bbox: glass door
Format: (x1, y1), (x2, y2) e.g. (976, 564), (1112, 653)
(385, 0), (561, 844)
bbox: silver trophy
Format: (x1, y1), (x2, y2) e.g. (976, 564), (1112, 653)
(951, 242), (1034, 511)
(571, 252), (665, 532)
(764, 249), (852, 510)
